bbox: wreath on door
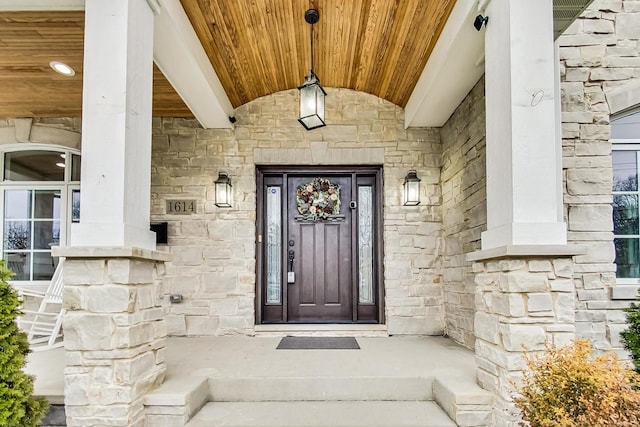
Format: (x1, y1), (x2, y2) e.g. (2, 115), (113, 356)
(296, 177), (341, 220)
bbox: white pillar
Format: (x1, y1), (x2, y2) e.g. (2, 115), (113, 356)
(482, 0), (567, 250)
(71, 0), (156, 249)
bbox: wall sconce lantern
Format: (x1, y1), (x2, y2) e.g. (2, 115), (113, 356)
(214, 172), (232, 208)
(403, 170), (421, 206)
(298, 8), (326, 130)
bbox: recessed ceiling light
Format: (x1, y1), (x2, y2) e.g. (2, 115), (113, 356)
(49, 61), (75, 77)
(60, 153), (66, 159)
(55, 162), (66, 168)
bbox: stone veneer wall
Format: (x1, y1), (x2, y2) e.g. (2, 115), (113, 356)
(151, 88), (445, 336)
(559, 0), (640, 353)
(440, 79), (487, 350)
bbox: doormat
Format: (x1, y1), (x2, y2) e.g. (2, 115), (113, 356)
(276, 336), (360, 350)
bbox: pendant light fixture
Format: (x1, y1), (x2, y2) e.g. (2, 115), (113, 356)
(298, 8), (327, 130)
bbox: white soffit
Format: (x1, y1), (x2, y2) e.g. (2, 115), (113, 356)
(154, 0), (234, 129)
(405, 0), (595, 128)
(0, 0), (84, 10)
(553, 0), (595, 39)
(404, 0), (484, 128)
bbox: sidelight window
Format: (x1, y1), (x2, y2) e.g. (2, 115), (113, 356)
(358, 186), (374, 303)
(266, 186), (282, 304)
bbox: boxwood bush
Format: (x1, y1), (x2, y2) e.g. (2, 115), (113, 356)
(0, 261), (49, 426)
(621, 294), (640, 374)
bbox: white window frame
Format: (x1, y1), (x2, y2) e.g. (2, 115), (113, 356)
(612, 122), (640, 284)
(0, 144), (80, 289)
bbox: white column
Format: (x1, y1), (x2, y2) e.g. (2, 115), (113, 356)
(71, 0), (156, 249)
(482, 0), (567, 250)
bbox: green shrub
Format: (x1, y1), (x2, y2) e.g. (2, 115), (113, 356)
(621, 294), (640, 373)
(0, 260), (49, 426)
(513, 339), (640, 427)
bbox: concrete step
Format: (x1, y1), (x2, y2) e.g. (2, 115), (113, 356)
(209, 376), (433, 401)
(185, 401), (457, 427)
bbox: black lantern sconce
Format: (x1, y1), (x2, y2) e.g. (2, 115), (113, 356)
(298, 8), (327, 130)
(403, 170), (421, 206)
(214, 172), (232, 208)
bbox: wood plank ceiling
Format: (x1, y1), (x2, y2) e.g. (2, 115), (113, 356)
(0, 1), (456, 118)
(183, 0), (456, 108)
(0, 11), (192, 118)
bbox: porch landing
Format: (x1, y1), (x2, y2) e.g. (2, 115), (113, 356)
(27, 336), (493, 426)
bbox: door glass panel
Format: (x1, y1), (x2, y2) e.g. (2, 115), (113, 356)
(34, 190), (61, 219)
(5, 252), (30, 280)
(266, 186), (282, 304)
(4, 221), (30, 250)
(612, 111), (640, 139)
(358, 186), (374, 304)
(612, 151), (638, 191)
(4, 151), (65, 181)
(72, 189), (80, 222)
(615, 238), (640, 278)
(71, 154), (81, 181)
(34, 221), (60, 249)
(613, 194), (639, 235)
(33, 252), (55, 280)
(4, 190), (31, 219)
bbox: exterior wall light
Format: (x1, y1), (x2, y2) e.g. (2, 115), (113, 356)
(298, 8), (326, 130)
(403, 170), (421, 206)
(214, 172), (232, 208)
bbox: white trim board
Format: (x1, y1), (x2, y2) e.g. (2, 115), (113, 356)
(0, 0), (84, 10)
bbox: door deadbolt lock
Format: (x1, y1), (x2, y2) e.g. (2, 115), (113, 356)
(349, 201), (357, 209)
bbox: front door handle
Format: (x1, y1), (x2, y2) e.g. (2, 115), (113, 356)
(287, 250), (295, 284)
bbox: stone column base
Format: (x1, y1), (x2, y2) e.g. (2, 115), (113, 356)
(468, 245), (584, 426)
(54, 247), (171, 427)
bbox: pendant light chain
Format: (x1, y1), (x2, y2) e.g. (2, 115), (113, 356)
(310, 21), (315, 74)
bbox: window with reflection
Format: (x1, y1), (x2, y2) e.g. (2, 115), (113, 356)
(1, 149), (80, 282)
(612, 109), (640, 280)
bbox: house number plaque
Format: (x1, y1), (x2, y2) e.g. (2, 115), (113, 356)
(166, 199), (197, 215)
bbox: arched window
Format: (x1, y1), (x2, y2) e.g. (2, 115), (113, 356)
(1, 147), (80, 284)
(612, 109), (640, 282)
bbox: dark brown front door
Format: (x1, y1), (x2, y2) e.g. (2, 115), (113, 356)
(287, 175), (352, 322)
(257, 167), (383, 324)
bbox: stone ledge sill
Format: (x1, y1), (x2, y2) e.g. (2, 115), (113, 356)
(254, 324), (388, 337)
(52, 246), (172, 262)
(467, 244), (587, 262)
(467, 245), (587, 261)
(611, 285), (640, 301)
(144, 375), (208, 407)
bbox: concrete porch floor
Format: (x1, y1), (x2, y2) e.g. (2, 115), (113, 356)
(26, 336), (479, 397)
(26, 336), (492, 426)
